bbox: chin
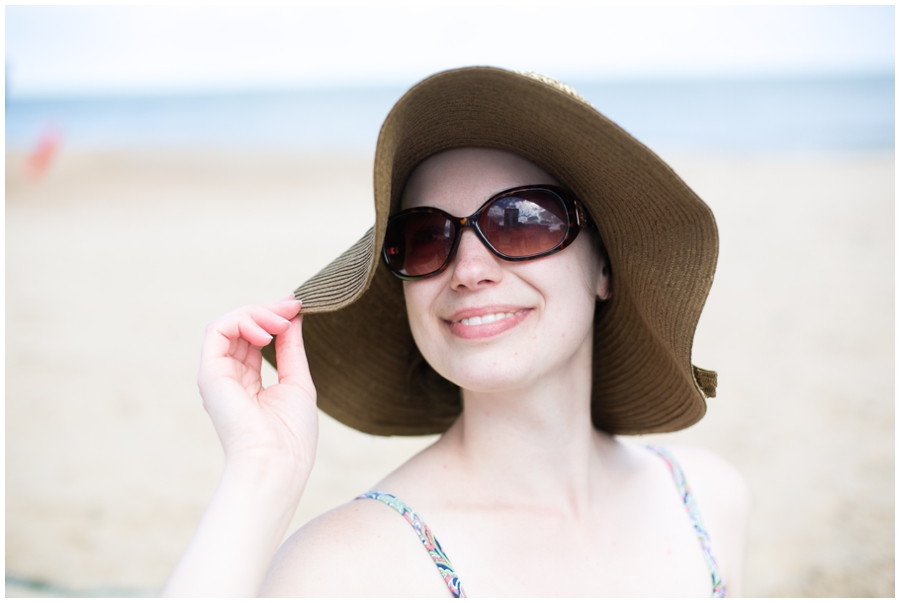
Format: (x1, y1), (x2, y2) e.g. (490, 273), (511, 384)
(432, 354), (542, 394)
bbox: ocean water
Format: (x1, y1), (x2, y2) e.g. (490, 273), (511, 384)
(5, 76), (894, 154)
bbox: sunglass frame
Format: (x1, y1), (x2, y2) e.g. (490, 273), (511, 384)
(382, 184), (589, 281)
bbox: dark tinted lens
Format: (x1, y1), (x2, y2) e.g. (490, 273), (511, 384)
(383, 211), (456, 277)
(479, 190), (568, 257)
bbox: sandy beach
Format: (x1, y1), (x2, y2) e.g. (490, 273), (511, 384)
(5, 148), (894, 597)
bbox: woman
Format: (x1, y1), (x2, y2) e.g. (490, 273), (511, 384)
(164, 67), (750, 597)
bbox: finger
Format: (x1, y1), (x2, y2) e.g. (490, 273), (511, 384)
(274, 315), (314, 390)
(230, 306), (295, 342)
(244, 306), (296, 336)
(268, 298), (302, 321)
(201, 319), (241, 367)
(200, 303), (299, 364)
(236, 315), (277, 348)
(204, 313), (275, 357)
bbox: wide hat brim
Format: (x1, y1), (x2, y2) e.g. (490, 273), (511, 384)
(263, 66), (718, 436)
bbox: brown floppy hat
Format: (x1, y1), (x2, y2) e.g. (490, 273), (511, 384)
(262, 66), (718, 436)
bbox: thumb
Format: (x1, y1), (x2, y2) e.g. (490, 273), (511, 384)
(274, 314), (314, 392)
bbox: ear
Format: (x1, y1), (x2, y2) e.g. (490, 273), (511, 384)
(596, 255), (612, 301)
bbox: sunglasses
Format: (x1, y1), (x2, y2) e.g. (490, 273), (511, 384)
(382, 184), (590, 280)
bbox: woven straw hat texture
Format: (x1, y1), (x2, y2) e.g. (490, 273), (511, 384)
(262, 66), (718, 436)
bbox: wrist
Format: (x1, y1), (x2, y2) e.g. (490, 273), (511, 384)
(214, 459), (309, 558)
(163, 457), (308, 597)
(221, 453), (312, 500)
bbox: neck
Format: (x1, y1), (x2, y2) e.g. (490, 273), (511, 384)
(438, 335), (615, 517)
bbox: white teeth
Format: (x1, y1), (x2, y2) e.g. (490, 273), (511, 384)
(459, 311), (521, 326)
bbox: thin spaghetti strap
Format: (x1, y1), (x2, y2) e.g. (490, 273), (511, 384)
(356, 491), (466, 598)
(646, 445), (727, 598)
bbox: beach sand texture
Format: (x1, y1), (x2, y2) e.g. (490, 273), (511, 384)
(5, 149), (894, 597)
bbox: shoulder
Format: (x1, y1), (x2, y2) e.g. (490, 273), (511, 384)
(260, 495), (453, 597)
(658, 444), (752, 596)
(660, 444), (751, 508)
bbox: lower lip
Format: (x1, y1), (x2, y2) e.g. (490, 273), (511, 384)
(448, 311), (530, 340)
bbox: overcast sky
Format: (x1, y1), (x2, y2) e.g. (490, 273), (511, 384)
(6, 5), (895, 98)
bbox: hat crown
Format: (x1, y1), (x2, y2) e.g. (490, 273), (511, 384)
(514, 70), (593, 107)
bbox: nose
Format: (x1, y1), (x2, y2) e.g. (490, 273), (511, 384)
(448, 228), (503, 291)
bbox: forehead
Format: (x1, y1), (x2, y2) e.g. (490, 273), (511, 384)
(401, 147), (561, 213)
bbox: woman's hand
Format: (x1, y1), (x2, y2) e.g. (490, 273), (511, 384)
(163, 296), (314, 597)
(198, 296), (316, 478)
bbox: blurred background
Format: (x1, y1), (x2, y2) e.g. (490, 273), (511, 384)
(5, 5), (894, 597)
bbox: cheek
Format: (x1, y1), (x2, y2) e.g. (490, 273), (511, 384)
(575, 234), (603, 290)
(402, 280), (443, 349)
(532, 243), (602, 347)
(545, 275), (598, 342)
(550, 236), (603, 305)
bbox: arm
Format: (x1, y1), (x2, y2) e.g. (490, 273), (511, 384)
(162, 298), (317, 597)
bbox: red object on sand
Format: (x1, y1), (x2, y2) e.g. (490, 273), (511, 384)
(26, 126), (63, 180)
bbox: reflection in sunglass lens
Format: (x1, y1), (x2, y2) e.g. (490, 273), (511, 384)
(480, 191), (568, 257)
(384, 211), (455, 277)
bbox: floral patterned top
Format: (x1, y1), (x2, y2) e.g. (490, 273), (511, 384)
(357, 445), (726, 597)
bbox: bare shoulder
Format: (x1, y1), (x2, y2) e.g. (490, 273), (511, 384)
(662, 444), (752, 596)
(662, 444), (751, 507)
(260, 497), (452, 597)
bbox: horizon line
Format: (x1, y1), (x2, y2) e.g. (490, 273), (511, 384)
(7, 68), (895, 103)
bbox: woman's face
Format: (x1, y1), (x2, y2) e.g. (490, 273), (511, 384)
(401, 147), (611, 394)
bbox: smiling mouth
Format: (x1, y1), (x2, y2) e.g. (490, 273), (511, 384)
(446, 308), (531, 340)
(457, 310), (527, 326)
